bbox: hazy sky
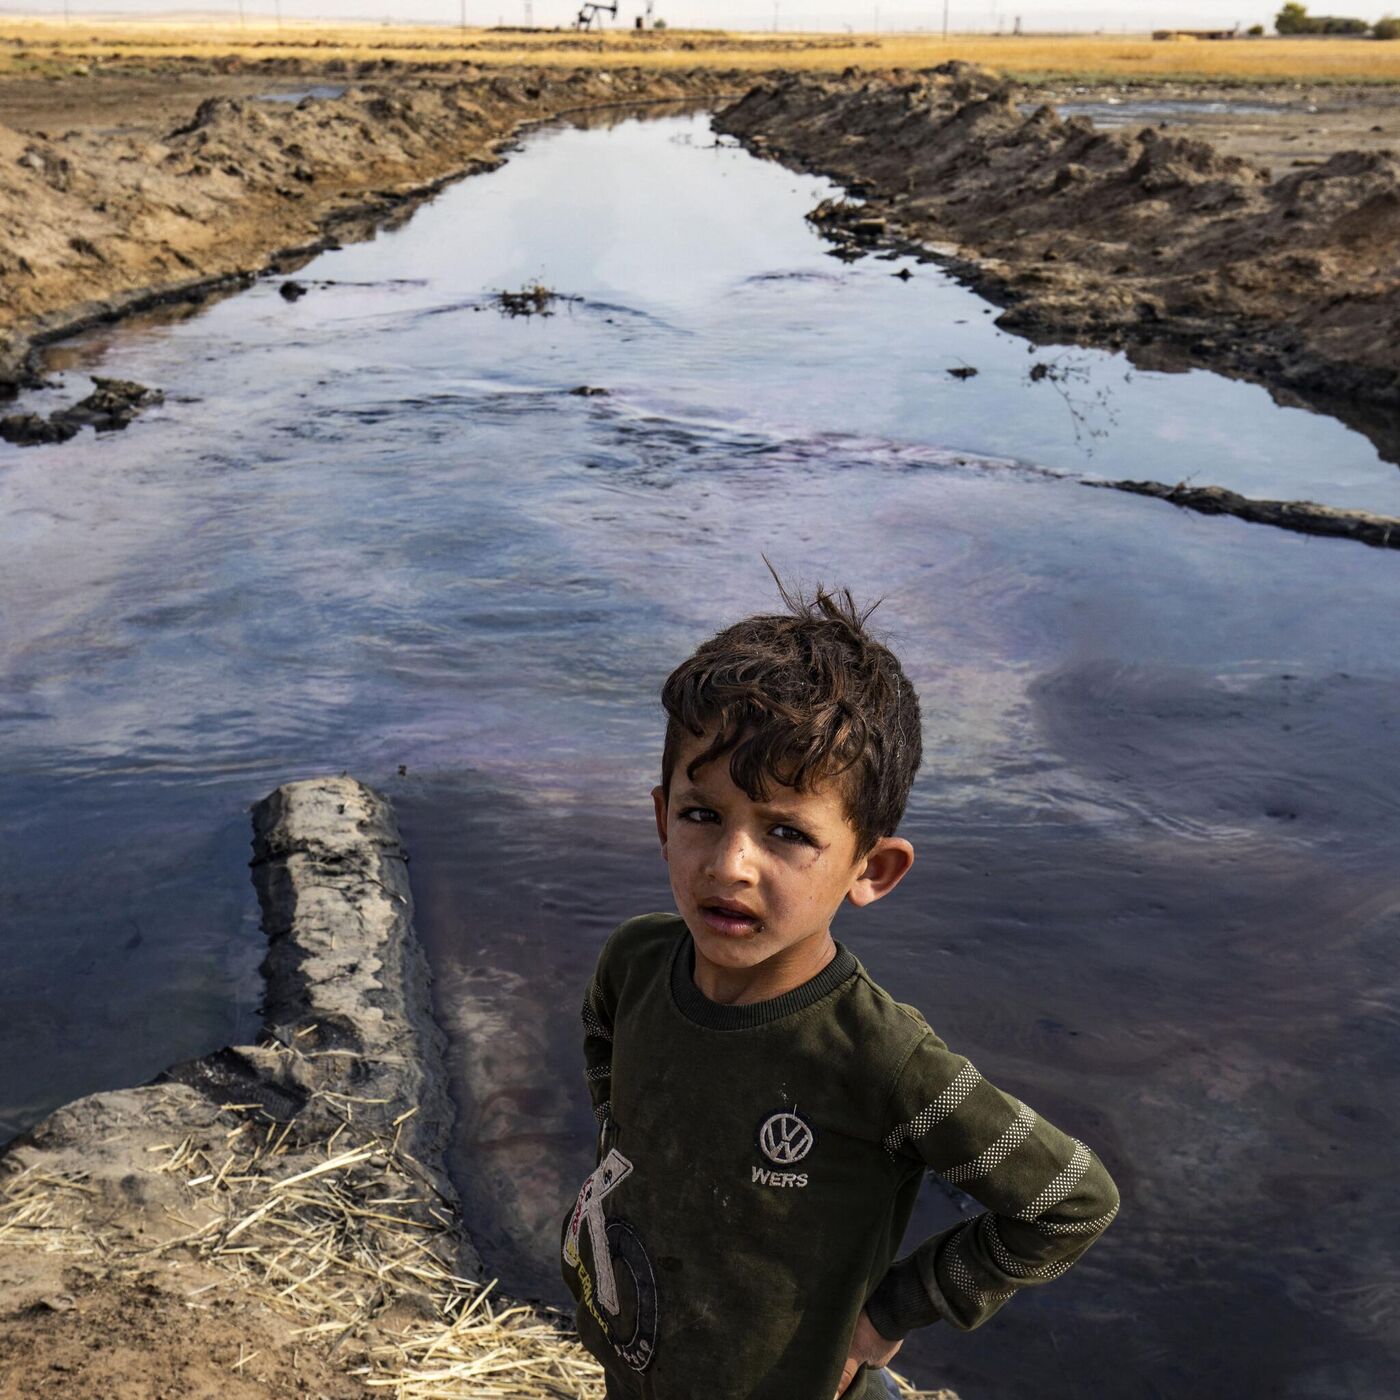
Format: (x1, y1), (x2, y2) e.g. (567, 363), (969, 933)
(13, 0), (1393, 38)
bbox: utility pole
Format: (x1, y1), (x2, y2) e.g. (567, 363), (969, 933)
(236, 0), (246, 28)
(461, 0), (467, 33)
(942, 0), (950, 37)
(773, 0), (779, 30)
(274, 0), (282, 28)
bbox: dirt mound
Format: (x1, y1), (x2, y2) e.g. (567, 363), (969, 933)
(717, 69), (1400, 457)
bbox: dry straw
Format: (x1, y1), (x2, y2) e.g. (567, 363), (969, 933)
(0, 1163), (103, 1254)
(1, 1097), (943, 1398)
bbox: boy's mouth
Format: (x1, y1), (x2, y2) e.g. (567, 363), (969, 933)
(698, 900), (761, 937)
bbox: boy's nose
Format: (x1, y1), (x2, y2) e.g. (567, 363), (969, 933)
(705, 830), (757, 884)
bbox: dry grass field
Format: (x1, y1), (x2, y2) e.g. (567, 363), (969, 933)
(2, 16), (1399, 84)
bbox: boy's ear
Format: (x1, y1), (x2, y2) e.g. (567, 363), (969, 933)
(845, 836), (914, 908)
(651, 785), (669, 860)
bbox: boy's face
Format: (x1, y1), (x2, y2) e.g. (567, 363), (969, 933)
(652, 728), (913, 988)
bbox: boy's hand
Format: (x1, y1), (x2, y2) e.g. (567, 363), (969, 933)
(834, 1307), (903, 1399)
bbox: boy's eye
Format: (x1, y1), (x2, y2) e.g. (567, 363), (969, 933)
(771, 824), (814, 846)
(678, 806), (719, 824)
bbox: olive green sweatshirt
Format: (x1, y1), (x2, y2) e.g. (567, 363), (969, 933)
(559, 913), (1119, 1400)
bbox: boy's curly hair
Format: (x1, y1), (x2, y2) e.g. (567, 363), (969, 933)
(660, 571), (922, 854)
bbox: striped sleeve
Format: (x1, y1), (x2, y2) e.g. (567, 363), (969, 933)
(865, 1031), (1120, 1339)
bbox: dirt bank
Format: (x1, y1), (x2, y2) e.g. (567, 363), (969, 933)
(1090, 477), (1400, 547)
(0, 65), (748, 391)
(715, 65), (1400, 467)
(0, 777), (604, 1399)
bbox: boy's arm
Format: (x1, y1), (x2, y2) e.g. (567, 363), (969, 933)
(864, 1031), (1120, 1340)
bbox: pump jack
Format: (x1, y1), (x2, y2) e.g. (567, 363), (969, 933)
(575, 1), (618, 28)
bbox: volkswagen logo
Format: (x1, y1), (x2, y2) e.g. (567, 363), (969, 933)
(757, 1110), (815, 1165)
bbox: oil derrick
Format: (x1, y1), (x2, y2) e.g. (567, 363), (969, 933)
(575, 1), (619, 28)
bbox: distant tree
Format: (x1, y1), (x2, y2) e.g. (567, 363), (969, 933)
(653, 15), (667, 26)
(1374, 15), (1400, 35)
(1247, 21), (1265, 32)
(1275, 1), (1369, 29)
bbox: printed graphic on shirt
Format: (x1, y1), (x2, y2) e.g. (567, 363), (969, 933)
(751, 1164), (808, 1188)
(563, 1148), (659, 1372)
(757, 1109), (815, 1164)
(750, 1108), (815, 1188)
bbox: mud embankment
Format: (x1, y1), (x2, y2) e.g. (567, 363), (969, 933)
(0, 66), (745, 390)
(1091, 478), (1399, 547)
(715, 65), (1400, 466)
(0, 778), (601, 1398)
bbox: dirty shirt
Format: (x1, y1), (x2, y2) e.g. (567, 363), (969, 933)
(560, 913), (1120, 1400)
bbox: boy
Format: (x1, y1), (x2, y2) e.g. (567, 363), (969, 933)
(560, 580), (1119, 1400)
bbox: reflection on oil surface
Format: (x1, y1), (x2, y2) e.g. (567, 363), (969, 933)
(2, 110), (1399, 1400)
